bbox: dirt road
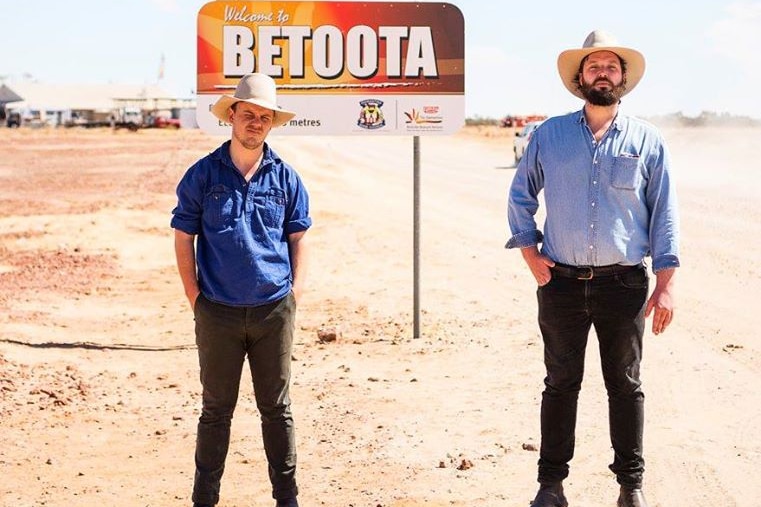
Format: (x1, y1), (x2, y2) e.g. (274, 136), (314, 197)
(1, 125), (759, 506)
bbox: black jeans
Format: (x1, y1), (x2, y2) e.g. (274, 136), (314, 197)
(192, 292), (298, 505)
(536, 266), (648, 489)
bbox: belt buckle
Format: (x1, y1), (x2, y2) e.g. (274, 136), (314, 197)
(577, 267), (593, 280)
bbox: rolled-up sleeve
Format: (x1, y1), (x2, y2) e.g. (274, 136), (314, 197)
(284, 171), (312, 235)
(645, 138), (680, 272)
(506, 140), (544, 249)
(170, 163), (204, 235)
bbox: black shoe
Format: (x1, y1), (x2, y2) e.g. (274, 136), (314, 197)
(530, 482), (568, 507)
(193, 504), (213, 507)
(617, 486), (649, 507)
(276, 498), (299, 507)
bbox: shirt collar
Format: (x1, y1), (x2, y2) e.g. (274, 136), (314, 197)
(575, 108), (626, 132)
(211, 140), (276, 170)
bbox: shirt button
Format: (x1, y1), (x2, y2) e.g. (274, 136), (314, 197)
(593, 180), (597, 184)
(590, 224), (594, 228)
(589, 245), (594, 249)
(591, 202), (596, 207)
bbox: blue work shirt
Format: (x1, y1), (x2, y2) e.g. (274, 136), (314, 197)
(171, 141), (311, 306)
(506, 110), (679, 273)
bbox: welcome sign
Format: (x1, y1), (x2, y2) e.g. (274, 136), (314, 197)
(196, 1), (465, 135)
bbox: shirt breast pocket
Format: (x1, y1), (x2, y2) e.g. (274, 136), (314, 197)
(611, 156), (641, 190)
(205, 184), (237, 228)
(260, 188), (286, 228)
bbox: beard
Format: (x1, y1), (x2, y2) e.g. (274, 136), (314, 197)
(579, 77), (626, 106)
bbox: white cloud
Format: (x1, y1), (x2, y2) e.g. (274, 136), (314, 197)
(148, 0), (180, 12)
(467, 44), (511, 67)
(708, 1), (761, 79)
(465, 45), (563, 117)
(704, 1), (761, 117)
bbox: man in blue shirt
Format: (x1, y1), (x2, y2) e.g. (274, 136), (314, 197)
(171, 73), (310, 507)
(506, 31), (679, 507)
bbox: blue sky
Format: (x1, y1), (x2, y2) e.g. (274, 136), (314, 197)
(2, 0), (760, 119)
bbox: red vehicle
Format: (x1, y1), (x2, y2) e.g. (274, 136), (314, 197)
(153, 116), (181, 129)
(501, 114), (547, 128)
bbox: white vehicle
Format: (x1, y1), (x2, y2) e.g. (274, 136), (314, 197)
(120, 107), (144, 127)
(513, 120), (544, 164)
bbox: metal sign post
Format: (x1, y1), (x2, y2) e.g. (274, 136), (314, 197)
(413, 136), (421, 338)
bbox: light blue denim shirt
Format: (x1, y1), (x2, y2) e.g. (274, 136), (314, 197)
(506, 110), (680, 273)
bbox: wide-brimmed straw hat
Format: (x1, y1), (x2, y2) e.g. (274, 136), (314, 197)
(557, 30), (646, 100)
(210, 73), (296, 127)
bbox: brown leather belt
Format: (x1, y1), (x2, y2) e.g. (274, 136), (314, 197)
(551, 263), (643, 280)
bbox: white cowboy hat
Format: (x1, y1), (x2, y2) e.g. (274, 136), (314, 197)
(557, 30), (646, 100)
(210, 73), (296, 127)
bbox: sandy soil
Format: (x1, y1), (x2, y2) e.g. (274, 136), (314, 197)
(0, 124), (759, 507)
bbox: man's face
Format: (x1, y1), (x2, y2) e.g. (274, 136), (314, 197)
(229, 102), (275, 150)
(578, 50), (626, 106)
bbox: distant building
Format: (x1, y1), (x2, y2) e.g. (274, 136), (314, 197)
(0, 82), (195, 128)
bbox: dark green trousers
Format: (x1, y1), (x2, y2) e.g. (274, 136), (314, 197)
(191, 292), (298, 505)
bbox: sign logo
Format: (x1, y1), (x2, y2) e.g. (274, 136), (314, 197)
(404, 106), (443, 125)
(357, 99), (386, 130)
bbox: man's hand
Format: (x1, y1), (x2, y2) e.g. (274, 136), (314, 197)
(188, 289), (202, 311)
(174, 229), (201, 312)
(645, 268), (676, 335)
(291, 283), (303, 306)
(288, 230), (308, 306)
(521, 246), (555, 286)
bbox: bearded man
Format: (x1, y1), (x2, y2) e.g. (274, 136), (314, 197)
(505, 31), (680, 507)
